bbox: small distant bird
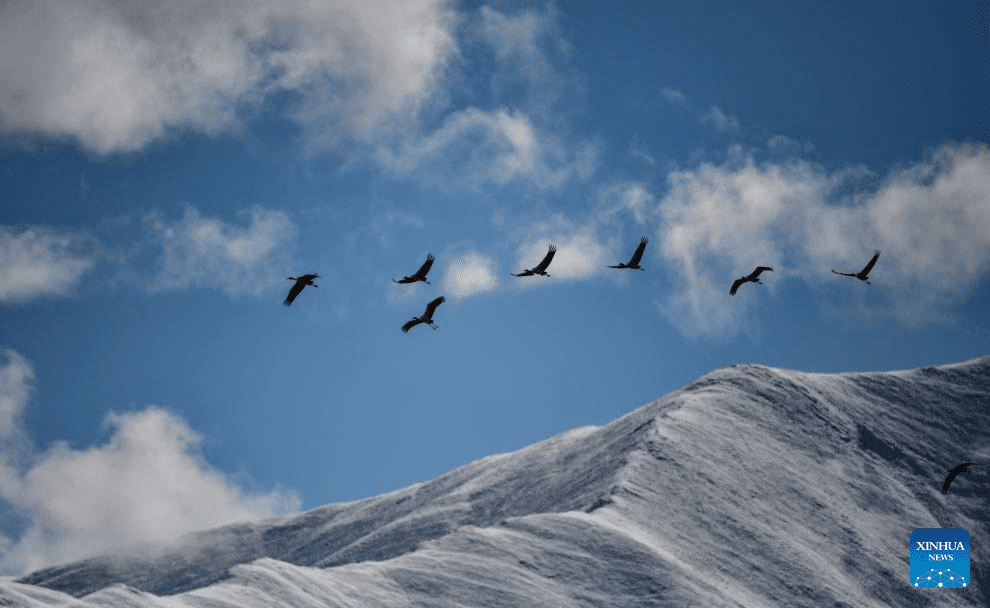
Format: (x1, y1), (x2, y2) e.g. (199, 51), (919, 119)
(402, 296), (445, 332)
(610, 237), (648, 270)
(832, 249), (880, 284)
(514, 244), (557, 277)
(284, 274), (319, 306)
(730, 266), (773, 296)
(394, 253), (435, 285)
(942, 462), (975, 494)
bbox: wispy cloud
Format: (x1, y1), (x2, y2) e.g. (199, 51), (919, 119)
(376, 107), (597, 191)
(654, 141), (990, 338)
(0, 349), (300, 575)
(0, 0), (457, 153)
(699, 106), (741, 132)
(2, 206), (298, 304)
(442, 251), (499, 299)
(146, 206), (297, 297)
(660, 87), (688, 106)
(598, 182), (656, 227)
(0, 226), (96, 303)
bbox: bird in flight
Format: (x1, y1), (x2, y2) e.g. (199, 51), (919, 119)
(284, 274), (319, 306)
(832, 249), (880, 284)
(514, 244), (557, 277)
(393, 253), (435, 285)
(730, 266), (773, 296)
(609, 237), (648, 270)
(942, 462), (975, 494)
(402, 296), (446, 332)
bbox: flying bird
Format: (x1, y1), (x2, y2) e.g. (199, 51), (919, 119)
(402, 296), (446, 332)
(730, 266), (773, 296)
(393, 253), (435, 285)
(514, 244), (557, 277)
(284, 274), (319, 306)
(831, 249), (880, 284)
(610, 237), (648, 270)
(942, 462), (975, 494)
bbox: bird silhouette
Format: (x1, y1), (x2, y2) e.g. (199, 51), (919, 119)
(284, 274), (319, 306)
(609, 237), (648, 270)
(832, 250), (880, 284)
(514, 244), (557, 277)
(942, 462), (975, 494)
(402, 296), (446, 332)
(730, 266), (772, 296)
(394, 253), (435, 285)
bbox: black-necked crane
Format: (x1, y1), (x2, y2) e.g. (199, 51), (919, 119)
(402, 296), (446, 332)
(730, 266), (772, 296)
(514, 244), (557, 277)
(394, 253), (435, 285)
(609, 237), (648, 270)
(284, 274), (319, 306)
(831, 250), (880, 284)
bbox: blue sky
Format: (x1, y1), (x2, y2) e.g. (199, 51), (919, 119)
(0, 0), (987, 574)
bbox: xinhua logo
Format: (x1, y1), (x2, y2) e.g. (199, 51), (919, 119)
(910, 528), (970, 588)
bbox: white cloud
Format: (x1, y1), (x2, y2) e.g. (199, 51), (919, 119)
(442, 252), (499, 299)
(0, 226), (96, 303)
(377, 107), (596, 191)
(148, 206), (297, 297)
(655, 141), (990, 338)
(0, 351), (32, 443)
(475, 5), (568, 111)
(599, 183), (656, 227)
(513, 219), (613, 283)
(0, 350), (300, 575)
(0, 0), (457, 153)
(660, 87), (688, 106)
(699, 106), (740, 132)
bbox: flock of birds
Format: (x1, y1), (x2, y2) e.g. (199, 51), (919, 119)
(283, 240), (885, 332)
(283, 242), (985, 496)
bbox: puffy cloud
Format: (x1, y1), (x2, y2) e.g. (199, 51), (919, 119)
(513, 219), (613, 283)
(655, 141), (990, 337)
(0, 226), (96, 303)
(0, 350), (300, 575)
(0, 0), (457, 153)
(443, 252), (499, 299)
(148, 206), (297, 297)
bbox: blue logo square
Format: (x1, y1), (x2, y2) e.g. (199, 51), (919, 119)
(911, 528), (970, 588)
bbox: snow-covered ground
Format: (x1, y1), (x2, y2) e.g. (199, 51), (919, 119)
(2, 357), (987, 607)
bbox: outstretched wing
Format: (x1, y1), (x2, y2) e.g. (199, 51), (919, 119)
(859, 249), (880, 276)
(628, 237), (648, 266)
(751, 266), (773, 279)
(513, 269), (535, 277)
(729, 277), (745, 296)
(283, 279), (305, 306)
(413, 253), (435, 280)
(422, 296), (445, 320)
(401, 318), (423, 333)
(533, 244), (557, 273)
(299, 274), (319, 282)
(831, 269), (856, 277)
(942, 462), (975, 494)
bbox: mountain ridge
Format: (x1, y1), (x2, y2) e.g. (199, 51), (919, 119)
(5, 356), (989, 606)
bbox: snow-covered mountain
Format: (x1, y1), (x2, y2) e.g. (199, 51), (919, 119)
(2, 357), (988, 607)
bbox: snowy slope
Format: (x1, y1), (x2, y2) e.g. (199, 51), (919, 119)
(2, 357), (988, 607)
